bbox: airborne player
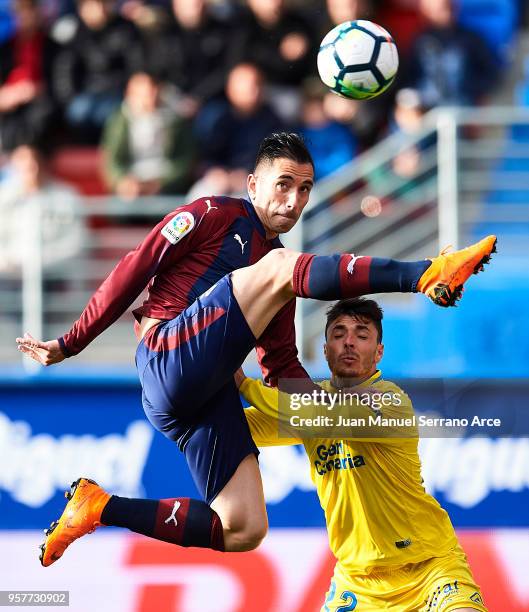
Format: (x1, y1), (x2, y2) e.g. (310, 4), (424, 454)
(16, 133), (495, 567)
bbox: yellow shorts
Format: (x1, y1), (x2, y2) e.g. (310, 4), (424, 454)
(321, 544), (487, 612)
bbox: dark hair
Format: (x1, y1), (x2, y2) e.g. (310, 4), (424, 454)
(254, 132), (314, 171)
(325, 298), (383, 343)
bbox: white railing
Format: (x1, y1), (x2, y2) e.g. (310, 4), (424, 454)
(293, 106), (529, 358)
(3, 106), (529, 368)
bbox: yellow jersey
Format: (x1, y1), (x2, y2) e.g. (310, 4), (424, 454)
(241, 371), (458, 577)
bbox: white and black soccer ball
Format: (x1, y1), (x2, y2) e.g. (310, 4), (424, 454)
(317, 20), (399, 100)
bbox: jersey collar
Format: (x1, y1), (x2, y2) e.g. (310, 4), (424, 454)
(363, 370), (382, 386)
(328, 369), (382, 391)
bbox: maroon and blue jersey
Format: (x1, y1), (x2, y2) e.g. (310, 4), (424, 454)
(58, 196), (309, 385)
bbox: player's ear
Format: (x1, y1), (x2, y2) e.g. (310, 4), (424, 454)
(375, 343), (384, 364)
(247, 173), (257, 201)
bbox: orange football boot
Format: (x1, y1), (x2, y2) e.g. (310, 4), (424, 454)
(417, 235), (497, 307)
(39, 478), (111, 567)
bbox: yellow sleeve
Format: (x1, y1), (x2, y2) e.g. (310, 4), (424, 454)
(240, 378), (301, 447)
(240, 376), (323, 424)
(244, 407), (301, 447)
(240, 377), (281, 419)
(241, 378), (417, 443)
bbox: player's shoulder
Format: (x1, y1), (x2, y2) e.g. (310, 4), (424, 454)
(376, 378), (414, 412)
(317, 379), (332, 391)
(186, 196), (247, 221)
(170, 195), (240, 212)
(162, 196), (244, 227)
(208, 195), (246, 209)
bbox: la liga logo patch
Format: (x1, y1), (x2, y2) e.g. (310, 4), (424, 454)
(161, 211), (195, 244)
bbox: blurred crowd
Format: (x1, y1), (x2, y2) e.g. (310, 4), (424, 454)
(0, 0), (523, 211)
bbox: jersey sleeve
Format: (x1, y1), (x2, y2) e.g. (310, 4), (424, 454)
(241, 376), (320, 427)
(240, 378), (301, 446)
(59, 199), (212, 356)
(241, 378), (418, 444)
(255, 299), (310, 386)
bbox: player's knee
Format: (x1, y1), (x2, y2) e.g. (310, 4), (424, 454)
(231, 520), (268, 551)
(262, 247), (299, 268)
(247, 519), (268, 547)
(220, 512), (268, 551)
(259, 248), (300, 292)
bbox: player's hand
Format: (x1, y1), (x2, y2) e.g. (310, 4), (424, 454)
(234, 368), (247, 389)
(15, 333), (65, 366)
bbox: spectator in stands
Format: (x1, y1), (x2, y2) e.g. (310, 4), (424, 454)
(188, 62), (283, 200)
(0, 144), (84, 272)
(300, 80), (357, 181)
(118, 0), (168, 34)
(457, 0), (517, 66)
(102, 71), (196, 199)
(323, 91), (386, 149)
(366, 88), (434, 205)
(0, 0), (55, 153)
(230, 0), (317, 122)
(404, 0), (498, 108)
(389, 88), (426, 178)
(324, 0), (373, 30)
(323, 0), (400, 147)
(144, 0), (234, 119)
(51, 0), (143, 143)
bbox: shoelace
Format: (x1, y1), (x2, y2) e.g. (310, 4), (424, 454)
(439, 244), (453, 257)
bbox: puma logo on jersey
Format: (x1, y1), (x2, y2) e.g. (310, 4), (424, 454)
(164, 500), (181, 527)
(234, 234), (248, 254)
(205, 199), (218, 214)
(347, 254), (364, 274)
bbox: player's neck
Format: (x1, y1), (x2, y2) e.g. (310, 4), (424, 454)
(265, 229), (279, 240)
(251, 202), (279, 240)
(330, 370), (377, 389)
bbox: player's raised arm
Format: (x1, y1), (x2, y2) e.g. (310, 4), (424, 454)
(16, 333), (65, 366)
(240, 376), (325, 422)
(235, 372), (300, 446)
(16, 201), (207, 363)
(244, 406), (302, 447)
(240, 375), (417, 442)
(240, 376), (283, 420)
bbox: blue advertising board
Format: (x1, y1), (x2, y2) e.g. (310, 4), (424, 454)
(1, 375), (528, 530)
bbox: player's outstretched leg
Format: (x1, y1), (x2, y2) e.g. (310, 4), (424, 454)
(291, 235), (497, 308)
(39, 477), (227, 567)
(210, 454), (268, 552)
(232, 235), (497, 338)
(40, 478), (111, 567)
(414, 236), (497, 306)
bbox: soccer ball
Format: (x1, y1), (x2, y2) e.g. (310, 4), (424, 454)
(317, 20), (399, 100)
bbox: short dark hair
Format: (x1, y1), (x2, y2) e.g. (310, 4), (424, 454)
(325, 298), (384, 343)
(254, 132), (314, 171)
